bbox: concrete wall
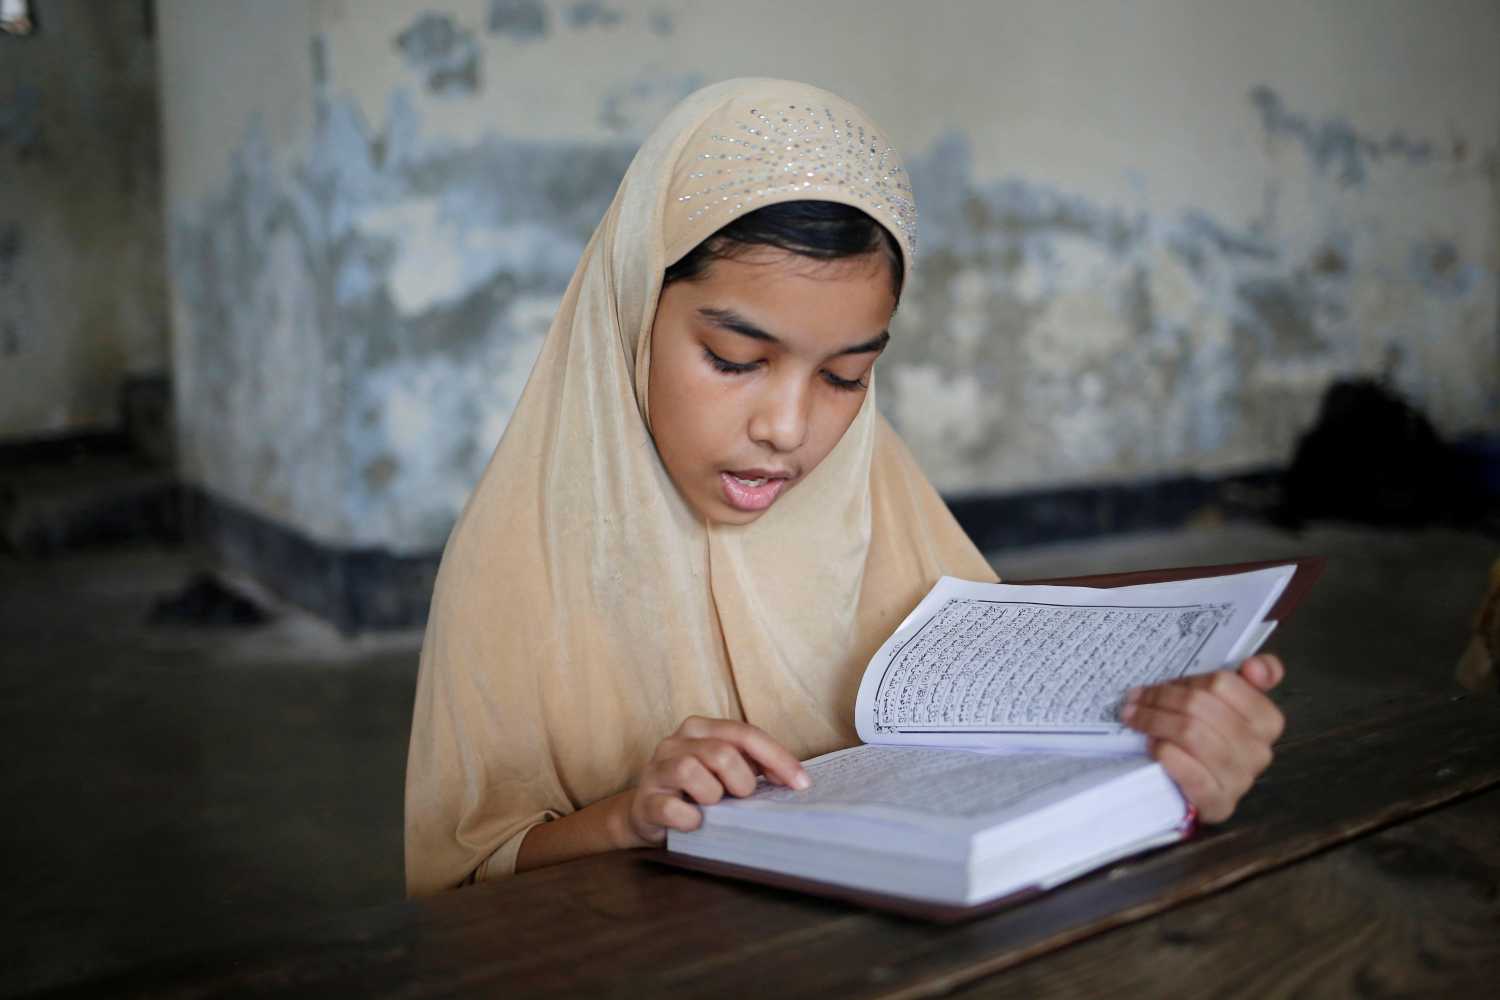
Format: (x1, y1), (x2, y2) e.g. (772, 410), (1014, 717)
(159, 0), (1500, 555)
(0, 0), (167, 441)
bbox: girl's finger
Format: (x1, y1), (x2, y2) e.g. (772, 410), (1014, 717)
(658, 754), (725, 805)
(1124, 702), (1239, 778)
(1185, 669), (1285, 744)
(641, 792), (701, 834)
(1238, 654), (1285, 692)
(678, 718), (810, 790)
(1153, 739), (1234, 823)
(679, 738), (760, 797)
(1128, 681), (1253, 748)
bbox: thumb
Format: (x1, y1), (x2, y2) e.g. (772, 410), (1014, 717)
(1239, 654), (1285, 692)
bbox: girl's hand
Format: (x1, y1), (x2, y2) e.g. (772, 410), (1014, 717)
(619, 716), (810, 848)
(1121, 654), (1286, 823)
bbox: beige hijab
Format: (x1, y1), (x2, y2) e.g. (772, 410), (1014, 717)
(405, 78), (996, 896)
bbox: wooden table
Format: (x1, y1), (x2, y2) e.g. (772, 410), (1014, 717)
(45, 690), (1500, 998)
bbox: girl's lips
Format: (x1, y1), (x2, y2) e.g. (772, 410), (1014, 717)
(720, 471), (790, 512)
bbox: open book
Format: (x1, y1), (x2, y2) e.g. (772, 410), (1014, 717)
(661, 559), (1321, 920)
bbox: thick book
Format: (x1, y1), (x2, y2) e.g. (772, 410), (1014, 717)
(658, 558), (1322, 921)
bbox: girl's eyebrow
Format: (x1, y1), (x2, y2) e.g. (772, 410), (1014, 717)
(835, 330), (892, 356)
(697, 307), (890, 356)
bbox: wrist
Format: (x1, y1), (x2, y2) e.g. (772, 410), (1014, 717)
(604, 789), (645, 851)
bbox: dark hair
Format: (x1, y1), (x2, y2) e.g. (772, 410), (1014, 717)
(663, 200), (905, 302)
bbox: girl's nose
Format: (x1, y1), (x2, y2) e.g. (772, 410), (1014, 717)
(748, 377), (810, 453)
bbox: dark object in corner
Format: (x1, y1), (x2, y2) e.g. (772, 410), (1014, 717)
(1277, 378), (1482, 529)
(149, 572), (271, 627)
(120, 373), (174, 468)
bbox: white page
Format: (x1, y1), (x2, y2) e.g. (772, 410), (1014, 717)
(753, 745), (1143, 819)
(1225, 619), (1277, 665)
(678, 745), (1185, 904)
(854, 566), (1294, 751)
(702, 744), (1154, 838)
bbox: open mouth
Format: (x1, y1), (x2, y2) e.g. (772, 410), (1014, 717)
(720, 470), (794, 513)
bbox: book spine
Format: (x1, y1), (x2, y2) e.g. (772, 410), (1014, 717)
(1178, 804), (1199, 838)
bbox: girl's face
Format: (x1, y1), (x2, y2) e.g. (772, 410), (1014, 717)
(647, 246), (896, 525)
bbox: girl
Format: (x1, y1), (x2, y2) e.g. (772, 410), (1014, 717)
(404, 79), (1285, 895)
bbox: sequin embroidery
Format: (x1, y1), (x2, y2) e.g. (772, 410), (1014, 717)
(675, 103), (917, 256)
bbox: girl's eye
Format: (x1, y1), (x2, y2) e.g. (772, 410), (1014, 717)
(703, 346), (868, 392)
(823, 370), (868, 392)
(703, 346), (758, 375)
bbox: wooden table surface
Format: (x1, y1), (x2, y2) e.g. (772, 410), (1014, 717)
(44, 689), (1500, 999)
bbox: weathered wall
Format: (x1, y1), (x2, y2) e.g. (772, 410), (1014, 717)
(0, 0), (167, 441)
(159, 0), (1500, 555)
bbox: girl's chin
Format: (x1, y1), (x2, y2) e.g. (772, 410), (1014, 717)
(705, 497), (770, 526)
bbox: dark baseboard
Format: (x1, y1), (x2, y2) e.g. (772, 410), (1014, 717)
(2, 429), (1284, 633)
(0, 429), (181, 555)
(0, 374), (172, 467)
(0, 429), (137, 465)
(185, 469), (1283, 633)
(946, 468), (1283, 553)
(183, 488), (439, 636)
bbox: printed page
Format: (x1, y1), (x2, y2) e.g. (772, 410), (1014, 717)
(735, 744), (1147, 822)
(854, 566), (1294, 750)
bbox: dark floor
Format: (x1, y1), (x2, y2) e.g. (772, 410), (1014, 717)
(0, 545), (420, 997)
(0, 521), (1494, 996)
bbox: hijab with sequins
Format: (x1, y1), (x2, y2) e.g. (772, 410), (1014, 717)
(404, 78), (996, 895)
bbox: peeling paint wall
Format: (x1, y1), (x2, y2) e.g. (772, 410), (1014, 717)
(891, 110), (1499, 492)
(0, 0), (167, 440)
(159, 0), (1500, 555)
